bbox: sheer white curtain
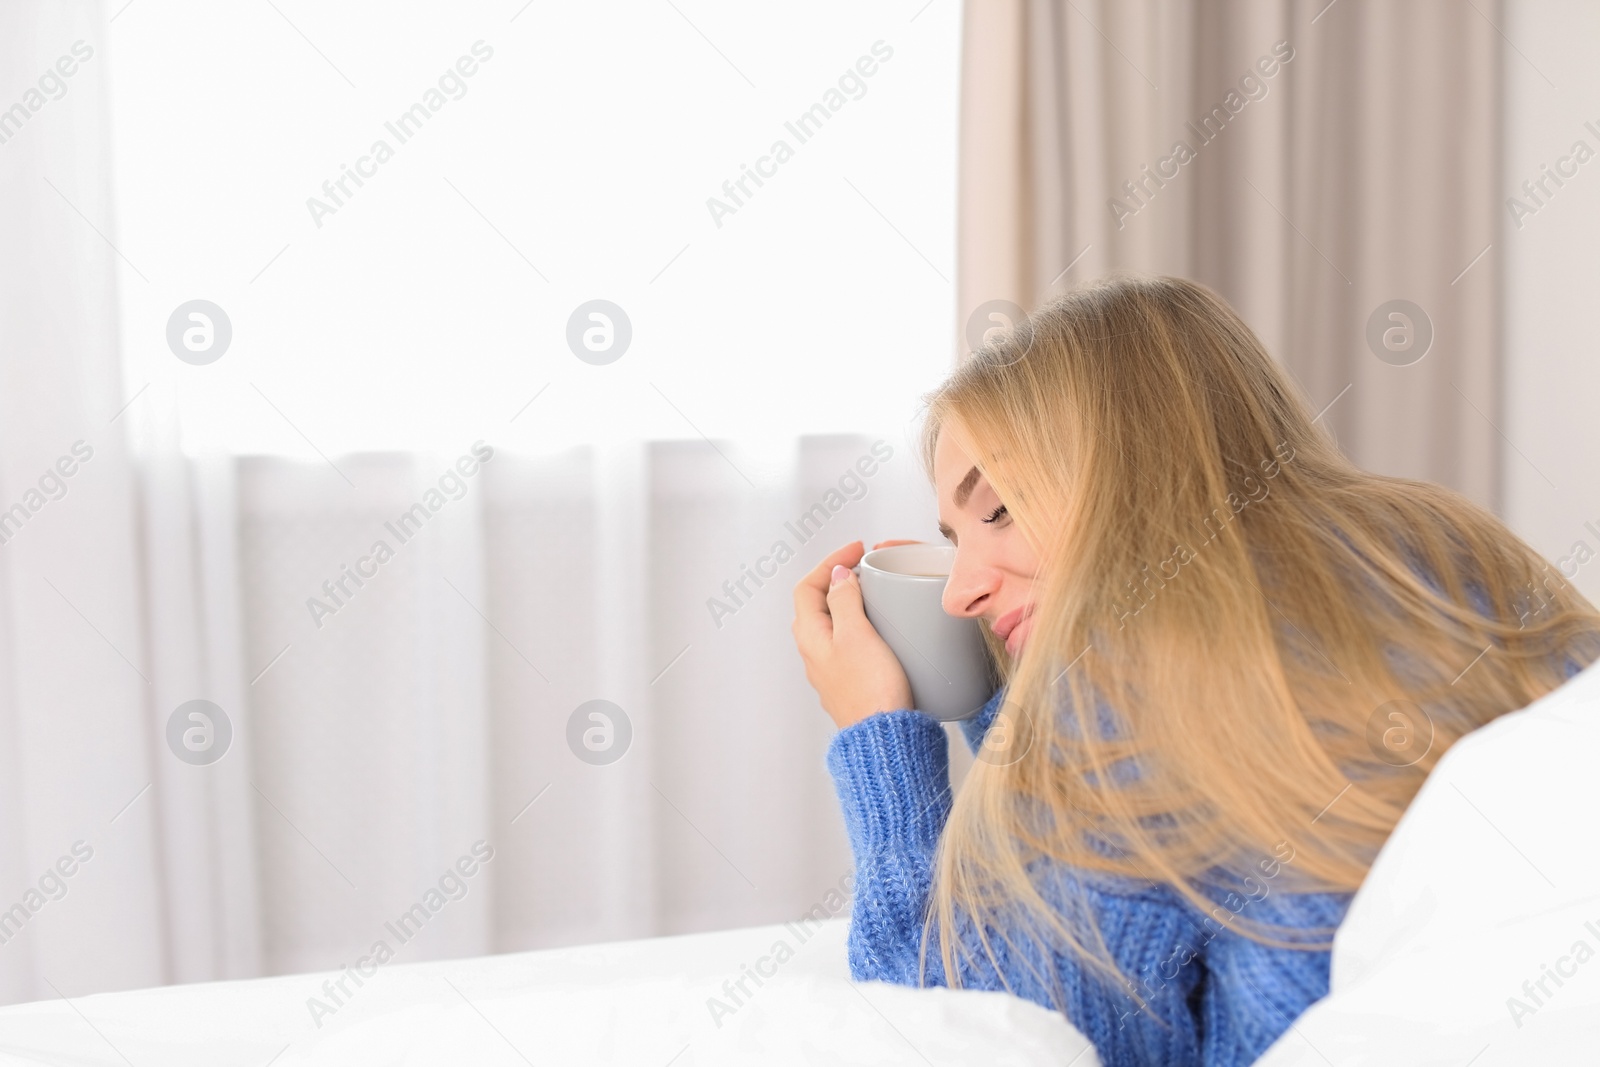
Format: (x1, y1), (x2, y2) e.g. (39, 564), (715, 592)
(222, 436), (932, 976)
(0, 0), (172, 1003)
(0, 0), (957, 1004)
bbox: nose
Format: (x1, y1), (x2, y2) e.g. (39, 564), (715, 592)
(941, 547), (997, 618)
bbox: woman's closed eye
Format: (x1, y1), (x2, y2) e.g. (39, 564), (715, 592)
(982, 504), (1009, 525)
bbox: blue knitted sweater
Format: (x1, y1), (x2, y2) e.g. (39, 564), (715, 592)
(825, 684), (1352, 1067)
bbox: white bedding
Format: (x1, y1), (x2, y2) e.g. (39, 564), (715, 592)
(0, 915), (1096, 1066)
(1256, 658), (1600, 1065)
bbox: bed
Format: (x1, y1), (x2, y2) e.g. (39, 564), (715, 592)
(0, 911), (1094, 1065)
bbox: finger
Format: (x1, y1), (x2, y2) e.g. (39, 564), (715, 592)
(792, 542), (864, 650)
(793, 541), (865, 621)
(871, 539), (924, 550)
(824, 563), (869, 641)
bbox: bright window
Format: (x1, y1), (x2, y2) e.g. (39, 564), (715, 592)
(107, 0), (962, 457)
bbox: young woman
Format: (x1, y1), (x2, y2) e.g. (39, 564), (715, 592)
(790, 274), (1600, 1066)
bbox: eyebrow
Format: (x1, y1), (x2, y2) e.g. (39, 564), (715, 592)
(938, 466), (985, 543)
(953, 465), (983, 508)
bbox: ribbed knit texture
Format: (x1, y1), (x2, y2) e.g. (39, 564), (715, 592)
(826, 685), (1351, 1067)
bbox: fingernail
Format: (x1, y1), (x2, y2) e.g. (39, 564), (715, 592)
(830, 565), (848, 587)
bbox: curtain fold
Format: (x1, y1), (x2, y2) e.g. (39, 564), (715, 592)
(0, 0), (167, 1003)
(136, 446), (264, 983)
(958, 0), (1501, 509)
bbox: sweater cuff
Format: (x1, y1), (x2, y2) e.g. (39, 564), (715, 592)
(825, 709), (952, 854)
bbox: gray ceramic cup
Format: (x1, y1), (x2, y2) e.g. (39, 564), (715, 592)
(853, 544), (997, 721)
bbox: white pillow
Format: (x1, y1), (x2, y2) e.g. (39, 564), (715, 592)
(1257, 659), (1600, 1063)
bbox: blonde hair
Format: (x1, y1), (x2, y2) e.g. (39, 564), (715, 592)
(917, 273), (1600, 1011)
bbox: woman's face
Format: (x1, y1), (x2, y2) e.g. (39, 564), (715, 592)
(934, 427), (1043, 656)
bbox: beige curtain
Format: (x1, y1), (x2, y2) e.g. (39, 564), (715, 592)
(957, 0), (1501, 508)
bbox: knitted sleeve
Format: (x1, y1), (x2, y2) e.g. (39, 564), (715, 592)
(1193, 886), (1350, 1066)
(825, 709), (1208, 1067)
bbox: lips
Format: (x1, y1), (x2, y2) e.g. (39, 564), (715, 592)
(1003, 613), (1034, 656)
(992, 604), (1033, 642)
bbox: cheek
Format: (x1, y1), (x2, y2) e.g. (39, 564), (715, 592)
(1001, 528), (1044, 579)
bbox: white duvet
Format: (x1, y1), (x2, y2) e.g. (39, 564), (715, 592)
(0, 913), (1095, 1066)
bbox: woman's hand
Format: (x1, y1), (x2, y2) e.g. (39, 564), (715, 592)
(791, 540), (915, 730)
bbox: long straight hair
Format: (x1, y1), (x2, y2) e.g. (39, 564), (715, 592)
(918, 274), (1600, 1010)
